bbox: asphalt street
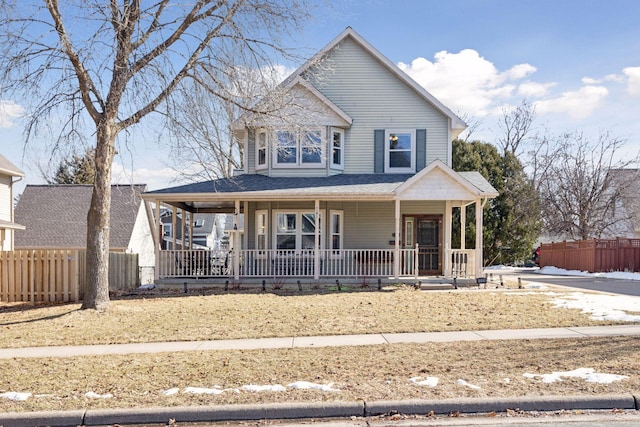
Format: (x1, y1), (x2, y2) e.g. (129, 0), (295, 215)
(517, 271), (640, 296)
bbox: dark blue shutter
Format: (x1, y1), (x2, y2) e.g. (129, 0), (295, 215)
(247, 129), (255, 171)
(416, 129), (427, 171)
(374, 129), (384, 173)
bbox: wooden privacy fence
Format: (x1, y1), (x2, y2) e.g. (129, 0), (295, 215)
(0, 249), (139, 303)
(540, 238), (640, 273)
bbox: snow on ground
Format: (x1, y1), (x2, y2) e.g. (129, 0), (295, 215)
(537, 266), (640, 281)
(0, 392), (31, 401)
(85, 391), (113, 399)
(456, 379), (481, 390)
(288, 381), (340, 392)
(550, 292), (640, 322)
(241, 384), (287, 392)
(524, 368), (629, 384)
(409, 376), (439, 387)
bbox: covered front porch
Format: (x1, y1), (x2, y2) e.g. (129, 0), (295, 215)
(144, 161), (498, 283)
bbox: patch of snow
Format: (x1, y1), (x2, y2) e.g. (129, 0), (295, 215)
(409, 376), (439, 387)
(138, 283), (156, 290)
(524, 283), (548, 290)
(183, 386), (227, 395)
(485, 265), (515, 271)
(287, 381), (340, 392)
(163, 388), (180, 396)
(85, 391), (113, 399)
(241, 384), (286, 392)
(456, 379), (481, 390)
(0, 392), (31, 401)
(550, 292), (640, 322)
(524, 368), (628, 384)
(537, 266), (592, 277)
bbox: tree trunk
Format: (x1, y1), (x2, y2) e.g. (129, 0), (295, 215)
(81, 122), (116, 311)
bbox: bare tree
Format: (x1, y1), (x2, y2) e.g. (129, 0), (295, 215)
(0, 0), (314, 310)
(537, 131), (638, 240)
(497, 99), (536, 155)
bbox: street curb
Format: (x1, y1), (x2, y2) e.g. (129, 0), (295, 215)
(365, 394), (637, 416)
(0, 395), (636, 427)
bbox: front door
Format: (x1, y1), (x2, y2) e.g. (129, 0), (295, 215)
(416, 216), (442, 275)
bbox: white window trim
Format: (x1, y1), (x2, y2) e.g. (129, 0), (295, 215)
(330, 128), (345, 170)
(272, 210), (325, 254)
(256, 129), (268, 170)
(255, 210), (268, 258)
(385, 129), (415, 173)
(329, 210), (343, 259)
(163, 223), (172, 238)
(272, 128), (326, 168)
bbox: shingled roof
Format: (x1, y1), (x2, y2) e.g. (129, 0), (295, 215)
(14, 184), (146, 249)
(0, 154), (24, 177)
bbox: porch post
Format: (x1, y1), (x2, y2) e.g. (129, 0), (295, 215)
(460, 204), (466, 250)
(444, 200), (452, 277)
(154, 199), (161, 281)
(475, 198), (483, 278)
(234, 200), (240, 281)
(394, 199), (400, 279)
(171, 206), (177, 249)
(188, 210), (194, 250)
(314, 199), (320, 280)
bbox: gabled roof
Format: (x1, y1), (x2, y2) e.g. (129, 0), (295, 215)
(14, 184), (146, 249)
(394, 159), (499, 199)
(233, 27), (465, 132)
(0, 154), (24, 177)
(281, 27), (466, 131)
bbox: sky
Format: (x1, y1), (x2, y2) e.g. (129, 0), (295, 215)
(1, 0), (640, 194)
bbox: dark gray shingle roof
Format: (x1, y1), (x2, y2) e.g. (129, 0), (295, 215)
(14, 184), (146, 249)
(146, 174), (413, 196)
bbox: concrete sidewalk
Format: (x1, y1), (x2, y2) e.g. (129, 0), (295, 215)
(2, 324), (640, 359)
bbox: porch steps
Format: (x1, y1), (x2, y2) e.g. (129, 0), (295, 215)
(418, 282), (455, 291)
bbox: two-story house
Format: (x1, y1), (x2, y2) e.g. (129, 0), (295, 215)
(0, 154), (25, 251)
(145, 28), (498, 282)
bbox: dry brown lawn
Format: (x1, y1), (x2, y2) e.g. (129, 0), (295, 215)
(0, 286), (621, 348)
(1, 284), (639, 413)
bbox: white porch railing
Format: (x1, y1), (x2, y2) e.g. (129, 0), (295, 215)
(157, 248), (477, 279)
(447, 249), (476, 278)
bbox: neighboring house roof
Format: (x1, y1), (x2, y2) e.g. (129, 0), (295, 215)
(161, 212), (217, 238)
(0, 154), (24, 177)
(233, 27), (465, 133)
(15, 184), (147, 249)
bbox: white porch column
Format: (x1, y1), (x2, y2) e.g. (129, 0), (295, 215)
(394, 199), (400, 279)
(475, 198), (483, 278)
(154, 199), (161, 281)
(460, 204), (466, 250)
(234, 200), (240, 281)
(314, 199), (320, 280)
(171, 206), (177, 249)
(444, 200), (452, 277)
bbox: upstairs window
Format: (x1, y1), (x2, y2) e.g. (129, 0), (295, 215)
(256, 130), (267, 170)
(331, 128), (344, 169)
(386, 130), (415, 173)
(274, 129), (325, 168)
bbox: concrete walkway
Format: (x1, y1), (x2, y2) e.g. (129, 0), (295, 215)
(2, 324), (640, 359)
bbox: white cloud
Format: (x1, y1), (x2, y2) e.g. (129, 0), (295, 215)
(0, 100), (25, 128)
(534, 85), (608, 119)
(623, 66), (640, 96)
(398, 49), (537, 117)
(111, 161), (186, 191)
(518, 81), (556, 97)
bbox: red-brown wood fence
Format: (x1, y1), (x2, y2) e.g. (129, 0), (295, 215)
(540, 238), (640, 273)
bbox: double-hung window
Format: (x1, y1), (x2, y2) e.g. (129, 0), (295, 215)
(274, 211), (322, 254)
(385, 130), (415, 173)
(329, 210), (343, 257)
(255, 210), (268, 256)
(274, 129), (325, 167)
(256, 130), (267, 170)
(331, 128), (344, 169)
